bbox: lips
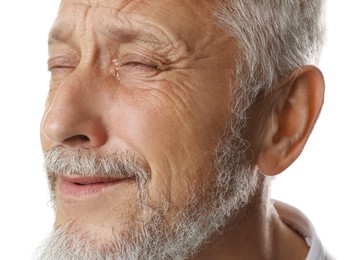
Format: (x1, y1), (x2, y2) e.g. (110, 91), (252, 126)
(58, 175), (132, 198)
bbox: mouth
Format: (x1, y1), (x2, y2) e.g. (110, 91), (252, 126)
(58, 175), (134, 198)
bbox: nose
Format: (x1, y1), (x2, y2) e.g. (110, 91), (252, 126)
(41, 71), (107, 149)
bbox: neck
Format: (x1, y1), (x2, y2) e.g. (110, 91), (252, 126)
(192, 179), (309, 260)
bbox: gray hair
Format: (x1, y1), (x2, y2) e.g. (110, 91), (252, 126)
(215, 0), (326, 105)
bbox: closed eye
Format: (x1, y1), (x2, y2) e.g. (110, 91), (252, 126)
(122, 61), (161, 71)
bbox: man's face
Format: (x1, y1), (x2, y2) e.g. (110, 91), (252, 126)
(40, 0), (247, 257)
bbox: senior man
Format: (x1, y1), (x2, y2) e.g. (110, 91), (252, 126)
(36, 0), (333, 259)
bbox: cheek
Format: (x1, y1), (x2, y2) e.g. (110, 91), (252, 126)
(106, 97), (177, 205)
(107, 86), (190, 174)
(108, 84), (197, 153)
(105, 84), (224, 206)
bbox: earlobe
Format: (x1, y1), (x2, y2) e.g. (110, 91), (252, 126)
(257, 66), (325, 176)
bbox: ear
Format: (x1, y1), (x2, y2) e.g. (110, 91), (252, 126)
(257, 66), (325, 176)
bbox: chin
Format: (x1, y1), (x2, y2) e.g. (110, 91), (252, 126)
(36, 218), (148, 259)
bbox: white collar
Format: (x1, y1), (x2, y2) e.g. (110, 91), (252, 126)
(273, 200), (334, 260)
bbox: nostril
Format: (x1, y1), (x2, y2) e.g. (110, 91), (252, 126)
(63, 135), (91, 147)
(77, 135), (90, 141)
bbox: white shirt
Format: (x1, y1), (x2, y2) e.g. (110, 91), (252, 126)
(274, 200), (335, 260)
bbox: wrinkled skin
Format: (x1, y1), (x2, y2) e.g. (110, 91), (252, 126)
(42, 0), (236, 239)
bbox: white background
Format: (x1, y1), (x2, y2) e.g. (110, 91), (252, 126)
(0, 1), (354, 259)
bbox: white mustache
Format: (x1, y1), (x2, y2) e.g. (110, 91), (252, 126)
(43, 146), (150, 181)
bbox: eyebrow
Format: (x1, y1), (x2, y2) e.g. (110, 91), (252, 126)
(48, 19), (74, 44)
(98, 22), (164, 47)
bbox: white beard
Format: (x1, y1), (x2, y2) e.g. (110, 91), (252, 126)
(35, 126), (260, 260)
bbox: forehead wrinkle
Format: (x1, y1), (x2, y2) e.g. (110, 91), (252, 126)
(87, 0), (136, 9)
(51, 0), (193, 58)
